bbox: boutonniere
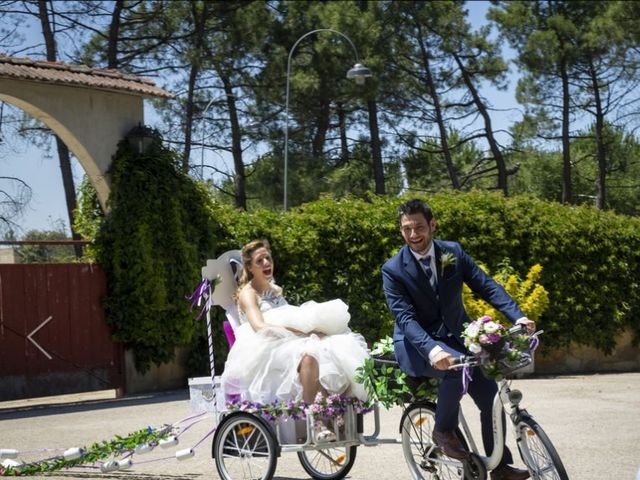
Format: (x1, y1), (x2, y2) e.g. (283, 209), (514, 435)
(440, 251), (456, 276)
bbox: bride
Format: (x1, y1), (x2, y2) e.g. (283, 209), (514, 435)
(221, 239), (369, 409)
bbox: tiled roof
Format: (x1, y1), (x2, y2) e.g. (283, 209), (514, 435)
(0, 55), (174, 98)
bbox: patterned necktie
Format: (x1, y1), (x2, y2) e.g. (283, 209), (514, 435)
(419, 256), (437, 290)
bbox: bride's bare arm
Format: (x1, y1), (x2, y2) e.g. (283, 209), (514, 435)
(238, 287), (269, 331)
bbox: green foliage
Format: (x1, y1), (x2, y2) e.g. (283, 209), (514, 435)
(94, 139), (216, 372)
(355, 337), (439, 408)
(433, 191), (640, 352)
(16, 223), (76, 263)
(196, 192), (640, 367)
(74, 175), (105, 260)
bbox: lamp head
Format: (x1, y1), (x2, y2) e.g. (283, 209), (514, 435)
(346, 63), (372, 85)
(126, 123), (159, 154)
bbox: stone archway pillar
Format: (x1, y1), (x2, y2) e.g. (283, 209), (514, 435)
(0, 77), (145, 211)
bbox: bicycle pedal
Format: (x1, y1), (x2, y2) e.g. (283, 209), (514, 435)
(424, 444), (443, 459)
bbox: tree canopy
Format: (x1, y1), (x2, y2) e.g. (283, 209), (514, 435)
(1, 0), (640, 234)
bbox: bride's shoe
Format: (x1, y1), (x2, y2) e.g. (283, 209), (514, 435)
(314, 427), (337, 443)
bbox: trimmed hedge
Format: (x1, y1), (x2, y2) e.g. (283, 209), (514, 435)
(203, 192), (640, 362)
(91, 155), (640, 372)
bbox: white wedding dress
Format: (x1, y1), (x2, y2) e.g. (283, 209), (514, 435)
(221, 288), (369, 404)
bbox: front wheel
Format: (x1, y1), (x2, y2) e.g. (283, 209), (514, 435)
(516, 415), (568, 480)
(213, 412), (278, 480)
(297, 445), (357, 480)
(400, 402), (471, 480)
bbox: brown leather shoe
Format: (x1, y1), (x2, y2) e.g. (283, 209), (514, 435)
(432, 429), (468, 460)
(490, 464), (530, 480)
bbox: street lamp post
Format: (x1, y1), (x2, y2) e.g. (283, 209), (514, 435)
(283, 29), (372, 211)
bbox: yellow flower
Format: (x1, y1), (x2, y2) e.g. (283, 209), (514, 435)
(462, 262), (549, 324)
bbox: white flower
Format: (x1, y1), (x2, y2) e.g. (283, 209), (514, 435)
(484, 321), (500, 333)
(469, 343), (482, 354)
(465, 322), (481, 339)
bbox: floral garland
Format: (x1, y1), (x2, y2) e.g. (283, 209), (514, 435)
(225, 392), (372, 429)
(0, 426), (173, 477)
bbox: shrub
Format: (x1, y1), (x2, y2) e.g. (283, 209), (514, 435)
(463, 262), (550, 324)
(88, 171), (640, 373)
(94, 139), (216, 372)
(215, 192), (640, 355)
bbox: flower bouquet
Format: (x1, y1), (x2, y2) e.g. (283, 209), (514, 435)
(461, 315), (532, 379)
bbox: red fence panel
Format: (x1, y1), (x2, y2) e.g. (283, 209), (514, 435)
(0, 263), (123, 401)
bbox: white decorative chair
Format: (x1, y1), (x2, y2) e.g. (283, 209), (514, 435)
(200, 249), (242, 346)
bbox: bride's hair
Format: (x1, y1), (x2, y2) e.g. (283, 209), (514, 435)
(237, 239), (272, 292)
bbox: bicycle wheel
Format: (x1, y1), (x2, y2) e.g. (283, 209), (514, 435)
(213, 412), (278, 480)
(400, 402), (466, 480)
(516, 415), (568, 480)
(297, 445), (357, 480)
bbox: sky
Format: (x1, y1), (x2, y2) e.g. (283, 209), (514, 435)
(0, 0), (521, 237)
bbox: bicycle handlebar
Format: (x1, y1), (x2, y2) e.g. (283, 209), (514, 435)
(448, 325), (542, 371)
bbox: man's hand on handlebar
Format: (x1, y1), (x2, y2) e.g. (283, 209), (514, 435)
(516, 317), (536, 335)
(432, 350), (456, 371)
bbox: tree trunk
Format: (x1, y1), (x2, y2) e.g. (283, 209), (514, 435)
(337, 102), (349, 165)
(312, 99), (330, 159)
(219, 70), (246, 210)
(417, 25), (460, 190)
(106, 0), (123, 69)
(560, 60), (572, 204)
(367, 99), (385, 194)
(453, 52), (508, 194)
(38, 0), (82, 258)
(182, 2), (206, 173)
(589, 60), (606, 210)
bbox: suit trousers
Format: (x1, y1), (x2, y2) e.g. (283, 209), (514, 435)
(434, 342), (514, 466)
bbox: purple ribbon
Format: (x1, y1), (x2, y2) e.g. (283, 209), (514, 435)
(529, 335), (540, 353)
(186, 278), (211, 321)
(461, 364), (473, 395)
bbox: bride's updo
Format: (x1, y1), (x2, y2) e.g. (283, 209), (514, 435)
(238, 239), (272, 289)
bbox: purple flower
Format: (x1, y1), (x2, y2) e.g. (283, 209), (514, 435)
(487, 333), (502, 344)
(480, 315), (492, 323)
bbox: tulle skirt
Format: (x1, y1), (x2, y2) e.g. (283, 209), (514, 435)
(221, 300), (369, 403)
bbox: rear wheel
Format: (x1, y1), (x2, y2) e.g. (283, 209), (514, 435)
(516, 415), (568, 480)
(213, 412), (277, 480)
(297, 445), (357, 480)
(400, 402), (468, 480)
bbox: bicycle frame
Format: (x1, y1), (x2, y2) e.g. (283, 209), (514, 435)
(457, 377), (523, 472)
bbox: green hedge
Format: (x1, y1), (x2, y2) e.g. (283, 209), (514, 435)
(91, 158), (640, 372)
(201, 192), (640, 364)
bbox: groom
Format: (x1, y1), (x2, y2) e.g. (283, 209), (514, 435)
(382, 199), (533, 480)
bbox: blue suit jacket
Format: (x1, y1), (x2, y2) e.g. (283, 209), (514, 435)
(382, 240), (525, 378)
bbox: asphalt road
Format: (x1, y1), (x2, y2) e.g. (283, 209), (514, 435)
(1, 372), (639, 479)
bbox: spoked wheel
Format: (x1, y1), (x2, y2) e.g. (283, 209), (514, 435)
(400, 402), (470, 480)
(297, 445), (357, 480)
(213, 412), (278, 480)
(516, 415), (568, 480)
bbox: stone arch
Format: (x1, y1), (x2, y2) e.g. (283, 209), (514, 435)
(0, 56), (173, 211)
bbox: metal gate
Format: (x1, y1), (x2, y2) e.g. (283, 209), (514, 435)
(0, 263), (124, 401)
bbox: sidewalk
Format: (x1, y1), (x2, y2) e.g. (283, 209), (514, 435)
(1, 372), (639, 479)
